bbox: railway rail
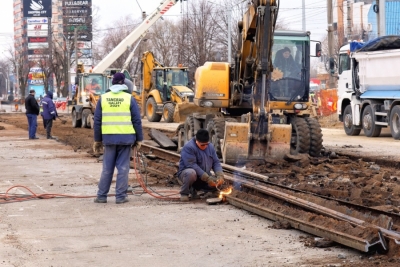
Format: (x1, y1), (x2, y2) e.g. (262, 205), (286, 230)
(139, 144), (400, 254)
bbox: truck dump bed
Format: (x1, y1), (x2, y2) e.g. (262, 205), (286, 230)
(351, 36), (400, 93)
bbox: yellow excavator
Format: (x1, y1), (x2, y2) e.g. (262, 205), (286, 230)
(138, 51), (216, 123)
(178, 0), (323, 164)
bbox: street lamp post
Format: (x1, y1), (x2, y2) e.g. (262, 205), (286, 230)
(61, 34), (71, 99)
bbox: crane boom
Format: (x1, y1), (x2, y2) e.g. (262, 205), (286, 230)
(92, 0), (178, 73)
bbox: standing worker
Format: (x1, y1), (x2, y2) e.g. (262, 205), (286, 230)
(41, 91), (58, 140)
(177, 129), (225, 201)
(25, 89), (40, 139)
(93, 73), (143, 204)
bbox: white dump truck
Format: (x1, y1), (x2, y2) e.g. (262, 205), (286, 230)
(337, 36), (400, 139)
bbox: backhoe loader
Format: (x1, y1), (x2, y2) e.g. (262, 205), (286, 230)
(178, 0), (323, 164)
(139, 51), (217, 123)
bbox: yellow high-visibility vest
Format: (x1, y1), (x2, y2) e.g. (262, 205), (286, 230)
(101, 92), (135, 134)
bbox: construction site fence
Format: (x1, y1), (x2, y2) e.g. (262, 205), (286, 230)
(310, 88), (338, 117)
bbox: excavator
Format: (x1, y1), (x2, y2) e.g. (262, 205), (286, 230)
(138, 51), (217, 123)
(178, 0), (323, 164)
(71, 0), (182, 128)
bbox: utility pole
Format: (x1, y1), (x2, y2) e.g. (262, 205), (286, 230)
(227, 6), (232, 64)
(377, 0), (386, 37)
(302, 0), (306, 31)
(347, 0), (352, 41)
(74, 28), (78, 72)
(327, 0), (336, 89)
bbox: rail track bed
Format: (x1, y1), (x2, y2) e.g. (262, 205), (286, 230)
(140, 144), (400, 256)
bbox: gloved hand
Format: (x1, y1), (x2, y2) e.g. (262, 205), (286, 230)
(93, 141), (103, 154)
(215, 171), (225, 187)
(135, 141), (143, 151)
(200, 172), (210, 182)
(207, 176), (218, 187)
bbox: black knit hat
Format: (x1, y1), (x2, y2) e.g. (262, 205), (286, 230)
(196, 129), (209, 143)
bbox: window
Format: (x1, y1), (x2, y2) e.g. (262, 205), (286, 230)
(339, 53), (350, 74)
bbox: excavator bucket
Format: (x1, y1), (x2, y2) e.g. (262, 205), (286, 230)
(221, 122), (250, 165)
(268, 124), (291, 158)
(173, 103), (218, 123)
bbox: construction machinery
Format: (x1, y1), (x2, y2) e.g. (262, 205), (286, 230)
(178, 0), (323, 164)
(139, 51), (216, 123)
(71, 0), (181, 128)
(337, 36), (400, 139)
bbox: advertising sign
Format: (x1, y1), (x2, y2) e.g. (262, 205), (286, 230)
(28, 54), (50, 60)
(28, 79), (44, 85)
(28, 49), (46, 55)
(28, 24), (49, 31)
(27, 31), (48, 37)
(28, 37), (48, 43)
(66, 33), (92, 41)
(28, 43), (49, 49)
(63, 24), (92, 33)
(63, 16), (92, 24)
(77, 58), (93, 66)
(71, 49), (92, 58)
(27, 17), (49, 24)
(23, 0), (52, 18)
(77, 42), (91, 49)
(62, 7), (91, 16)
(62, 0), (92, 8)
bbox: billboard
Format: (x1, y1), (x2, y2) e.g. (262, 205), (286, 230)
(63, 17), (92, 24)
(27, 31), (48, 37)
(63, 0), (92, 8)
(27, 17), (49, 24)
(63, 7), (91, 16)
(28, 43), (49, 49)
(23, 0), (52, 18)
(66, 33), (92, 41)
(27, 24), (49, 31)
(28, 55), (50, 60)
(28, 37), (48, 43)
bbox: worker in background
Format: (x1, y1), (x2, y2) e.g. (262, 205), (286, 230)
(25, 89), (40, 140)
(177, 129), (224, 202)
(85, 78), (101, 94)
(93, 73), (143, 204)
(41, 91), (58, 140)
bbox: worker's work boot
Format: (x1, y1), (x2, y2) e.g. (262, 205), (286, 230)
(180, 195), (189, 202)
(47, 136), (56, 140)
(116, 198), (129, 204)
(94, 197), (107, 203)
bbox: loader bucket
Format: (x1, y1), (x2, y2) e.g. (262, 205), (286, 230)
(221, 122), (250, 165)
(173, 102), (218, 123)
(268, 124), (291, 158)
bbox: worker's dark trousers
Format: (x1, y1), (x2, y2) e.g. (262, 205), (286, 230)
(43, 119), (53, 138)
(178, 168), (197, 195)
(178, 169), (215, 195)
(97, 145), (130, 201)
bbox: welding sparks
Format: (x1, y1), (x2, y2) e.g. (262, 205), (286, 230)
(218, 187), (233, 199)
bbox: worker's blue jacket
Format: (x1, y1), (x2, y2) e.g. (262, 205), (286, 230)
(177, 138), (223, 178)
(94, 84), (143, 145)
(41, 91), (57, 120)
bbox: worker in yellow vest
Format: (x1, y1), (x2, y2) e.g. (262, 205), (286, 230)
(92, 73), (143, 204)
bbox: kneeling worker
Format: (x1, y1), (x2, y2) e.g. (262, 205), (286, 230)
(177, 129), (224, 201)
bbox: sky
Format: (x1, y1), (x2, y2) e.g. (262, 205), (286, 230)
(0, 0), (328, 57)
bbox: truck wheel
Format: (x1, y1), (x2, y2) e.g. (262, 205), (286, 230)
(163, 103), (175, 123)
(72, 109), (81, 128)
(81, 109), (91, 128)
(343, 105), (361, 136)
(146, 97), (162, 122)
(390, 105), (400, 139)
(362, 105), (381, 137)
(291, 117), (310, 154)
(184, 115), (195, 143)
(305, 117), (323, 157)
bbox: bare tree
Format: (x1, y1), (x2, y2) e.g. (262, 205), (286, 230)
(98, 15), (141, 74)
(149, 19), (179, 66)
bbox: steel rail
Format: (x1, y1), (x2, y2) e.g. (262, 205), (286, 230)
(140, 144), (400, 249)
(140, 144), (400, 224)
